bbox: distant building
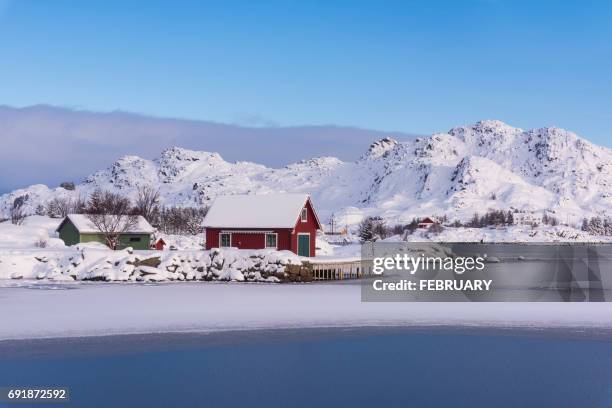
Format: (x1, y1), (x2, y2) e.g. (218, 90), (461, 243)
(202, 194), (322, 257)
(153, 238), (166, 250)
(56, 214), (154, 250)
(418, 217), (438, 229)
(517, 213), (541, 225)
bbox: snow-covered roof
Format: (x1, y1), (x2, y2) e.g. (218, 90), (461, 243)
(203, 194), (320, 229)
(58, 214), (155, 234)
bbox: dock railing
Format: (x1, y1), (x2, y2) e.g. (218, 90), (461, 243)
(302, 259), (373, 281)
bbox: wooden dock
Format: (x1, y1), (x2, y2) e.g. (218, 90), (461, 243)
(285, 259), (373, 282)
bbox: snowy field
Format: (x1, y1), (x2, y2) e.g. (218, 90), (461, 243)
(2, 281), (612, 340)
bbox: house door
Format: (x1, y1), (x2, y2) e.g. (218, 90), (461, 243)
(298, 234), (310, 257)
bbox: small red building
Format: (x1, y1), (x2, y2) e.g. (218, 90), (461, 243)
(418, 217), (438, 229)
(153, 238), (166, 250)
(203, 194), (322, 257)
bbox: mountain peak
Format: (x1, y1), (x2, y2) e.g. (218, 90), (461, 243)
(474, 119), (516, 130)
(361, 137), (398, 160)
(449, 120), (521, 138)
(159, 146), (222, 161)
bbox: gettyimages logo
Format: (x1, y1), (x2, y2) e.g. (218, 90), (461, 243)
(371, 253), (487, 275)
(360, 243), (612, 302)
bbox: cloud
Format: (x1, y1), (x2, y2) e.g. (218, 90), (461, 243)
(0, 105), (418, 192)
(230, 113), (280, 128)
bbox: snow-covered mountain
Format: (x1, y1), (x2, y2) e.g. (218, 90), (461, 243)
(1, 120), (610, 228)
(0, 104), (414, 192)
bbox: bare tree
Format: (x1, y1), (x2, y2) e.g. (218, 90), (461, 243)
(85, 189), (138, 249)
(155, 206), (208, 235)
(184, 208), (206, 235)
(135, 185), (160, 222)
(72, 195), (87, 214)
(45, 197), (72, 218)
(45, 196), (86, 218)
(10, 197), (27, 225)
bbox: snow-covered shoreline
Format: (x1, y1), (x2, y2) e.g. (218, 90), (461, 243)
(0, 246), (300, 282)
(3, 281), (612, 341)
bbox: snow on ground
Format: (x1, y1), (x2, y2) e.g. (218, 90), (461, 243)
(318, 243), (361, 259)
(403, 225), (612, 243)
(2, 282), (612, 340)
(0, 216), (65, 249)
(318, 225), (612, 259)
(157, 233), (204, 250)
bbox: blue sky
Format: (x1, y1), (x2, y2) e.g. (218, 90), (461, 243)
(0, 0), (611, 145)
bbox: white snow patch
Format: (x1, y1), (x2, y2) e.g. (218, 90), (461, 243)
(2, 283), (612, 340)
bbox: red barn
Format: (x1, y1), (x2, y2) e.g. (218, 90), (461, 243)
(203, 194), (322, 257)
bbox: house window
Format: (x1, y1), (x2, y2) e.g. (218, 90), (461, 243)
(220, 233), (231, 247)
(301, 207), (308, 222)
(265, 233), (277, 248)
(129, 237), (141, 242)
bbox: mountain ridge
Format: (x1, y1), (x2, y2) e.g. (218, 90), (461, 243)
(1, 120), (610, 227)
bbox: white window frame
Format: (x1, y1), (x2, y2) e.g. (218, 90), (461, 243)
(219, 232), (231, 248)
(265, 233), (278, 249)
(300, 207), (308, 222)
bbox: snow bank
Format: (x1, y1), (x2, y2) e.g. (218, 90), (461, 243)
(0, 216), (65, 249)
(0, 247), (301, 283)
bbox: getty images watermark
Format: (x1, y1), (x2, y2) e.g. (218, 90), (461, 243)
(360, 243), (612, 302)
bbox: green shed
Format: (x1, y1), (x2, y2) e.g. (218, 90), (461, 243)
(56, 214), (155, 250)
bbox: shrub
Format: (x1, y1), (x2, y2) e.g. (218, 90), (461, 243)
(10, 196), (27, 225)
(35, 239), (48, 248)
(583, 216), (612, 236)
(358, 216), (388, 242)
(429, 223), (444, 234)
(542, 213), (559, 226)
(60, 182), (76, 190)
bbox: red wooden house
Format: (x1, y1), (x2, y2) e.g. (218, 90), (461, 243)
(418, 217), (438, 229)
(202, 194), (322, 257)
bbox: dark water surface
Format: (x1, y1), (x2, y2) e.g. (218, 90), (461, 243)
(1, 328), (611, 408)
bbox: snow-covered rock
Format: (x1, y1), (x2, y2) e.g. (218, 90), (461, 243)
(0, 247), (300, 282)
